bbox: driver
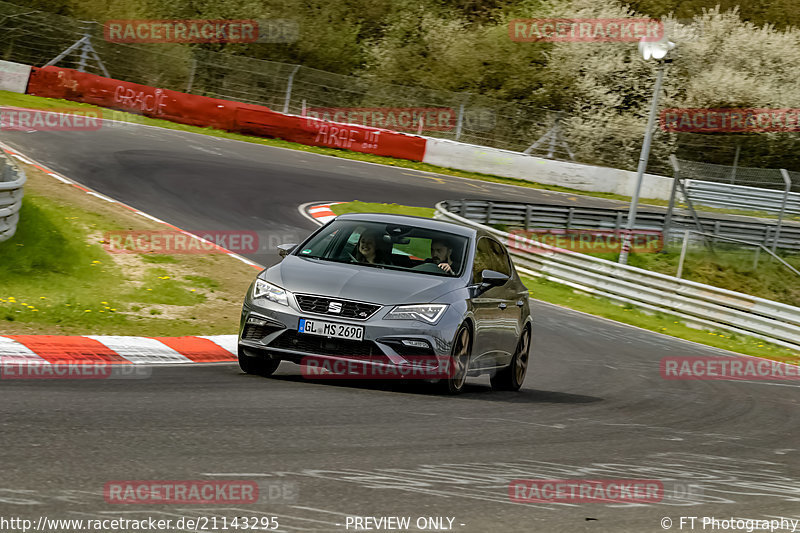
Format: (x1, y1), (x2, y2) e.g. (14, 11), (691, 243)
(429, 237), (456, 275)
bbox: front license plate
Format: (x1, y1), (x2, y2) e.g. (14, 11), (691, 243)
(298, 318), (364, 341)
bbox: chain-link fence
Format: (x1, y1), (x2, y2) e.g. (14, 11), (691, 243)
(2, 0), (800, 181)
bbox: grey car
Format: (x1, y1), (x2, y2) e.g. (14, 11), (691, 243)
(238, 213), (532, 393)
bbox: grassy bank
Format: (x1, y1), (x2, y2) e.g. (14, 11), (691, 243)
(0, 160), (257, 336)
(330, 201), (799, 362)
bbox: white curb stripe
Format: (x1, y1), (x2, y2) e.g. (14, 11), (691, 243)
(0, 337), (50, 363)
(198, 335), (238, 355)
(85, 335), (194, 364)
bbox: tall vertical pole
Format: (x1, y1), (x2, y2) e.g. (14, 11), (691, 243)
(676, 229), (690, 278)
(772, 169), (791, 255)
(619, 60), (666, 265)
(77, 26), (90, 72)
(283, 64), (301, 114)
(729, 143), (741, 184)
(455, 102), (465, 141)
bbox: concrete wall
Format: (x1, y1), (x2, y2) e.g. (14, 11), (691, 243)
(0, 60), (32, 93)
(422, 138), (673, 200)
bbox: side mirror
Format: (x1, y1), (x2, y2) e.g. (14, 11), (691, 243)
(480, 269), (509, 287)
(277, 243), (297, 258)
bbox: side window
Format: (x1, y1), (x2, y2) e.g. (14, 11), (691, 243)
(472, 238), (492, 282)
(487, 238), (512, 276)
(473, 237), (511, 282)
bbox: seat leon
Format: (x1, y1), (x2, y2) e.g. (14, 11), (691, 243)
(238, 213), (532, 393)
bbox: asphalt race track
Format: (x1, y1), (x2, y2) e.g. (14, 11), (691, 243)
(1, 121), (799, 533)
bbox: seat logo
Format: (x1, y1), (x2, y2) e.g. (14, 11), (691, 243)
(328, 302), (343, 314)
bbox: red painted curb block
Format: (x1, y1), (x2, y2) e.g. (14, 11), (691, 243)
(0, 335), (238, 364)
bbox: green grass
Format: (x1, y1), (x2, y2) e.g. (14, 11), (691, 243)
(521, 275), (798, 360)
(330, 200), (800, 361)
(0, 183), (251, 336)
(556, 245), (800, 306)
(331, 200), (435, 218)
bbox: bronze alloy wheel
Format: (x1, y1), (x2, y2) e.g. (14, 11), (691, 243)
(491, 326), (530, 391)
(439, 324), (471, 394)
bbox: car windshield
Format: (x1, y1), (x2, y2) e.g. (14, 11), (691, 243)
(296, 219), (468, 277)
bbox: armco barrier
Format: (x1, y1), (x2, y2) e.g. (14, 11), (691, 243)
(435, 202), (800, 352)
(0, 151), (25, 243)
(445, 199), (800, 251)
(25, 66), (426, 161)
(685, 180), (800, 216)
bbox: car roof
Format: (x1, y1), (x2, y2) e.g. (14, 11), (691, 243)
(335, 212), (477, 238)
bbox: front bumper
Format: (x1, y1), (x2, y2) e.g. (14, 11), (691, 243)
(238, 295), (459, 368)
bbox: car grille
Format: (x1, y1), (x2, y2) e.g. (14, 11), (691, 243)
(295, 294), (381, 320)
(241, 322), (283, 341)
(269, 330), (381, 357)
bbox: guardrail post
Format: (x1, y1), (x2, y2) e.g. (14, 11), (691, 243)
(566, 207), (574, 230)
(485, 201), (494, 225)
(615, 212), (623, 230)
(524, 205), (532, 230)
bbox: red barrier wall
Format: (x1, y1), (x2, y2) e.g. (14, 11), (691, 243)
(25, 66), (427, 161)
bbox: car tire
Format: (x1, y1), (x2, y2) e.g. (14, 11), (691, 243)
(238, 347), (280, 376)
(491, 326), (530, 392)
(437, 324), (472, 395)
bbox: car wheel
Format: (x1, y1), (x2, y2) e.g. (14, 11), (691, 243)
(438, 324), (472, 395)
(491, 326), (530, 391)
(238, 347), (280, 376)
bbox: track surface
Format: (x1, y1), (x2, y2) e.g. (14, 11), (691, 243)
(1, 122), (799, 532)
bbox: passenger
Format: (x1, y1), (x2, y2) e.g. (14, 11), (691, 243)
(354, 230), (392, 265)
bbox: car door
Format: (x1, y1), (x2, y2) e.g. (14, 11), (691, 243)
(484, 237), (522, 364)
(469, 237), (518, 370)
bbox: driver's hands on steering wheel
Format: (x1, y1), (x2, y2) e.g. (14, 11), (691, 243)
(437, 262), (453, 274)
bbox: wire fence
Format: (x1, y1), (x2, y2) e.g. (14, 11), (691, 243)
(2, 0), (800, 180)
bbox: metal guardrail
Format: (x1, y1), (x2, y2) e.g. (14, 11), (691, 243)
(444, 199), (800, 252)
(0, 152), (25, 243)
(435, 200), (800, 352)
(685, 180), (800, 216)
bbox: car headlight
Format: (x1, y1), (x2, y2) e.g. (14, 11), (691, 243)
(385, 304), (448, 324)
(252, 279), (290, 306)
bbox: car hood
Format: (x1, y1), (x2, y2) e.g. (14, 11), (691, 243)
(265, 255), (463, 305)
